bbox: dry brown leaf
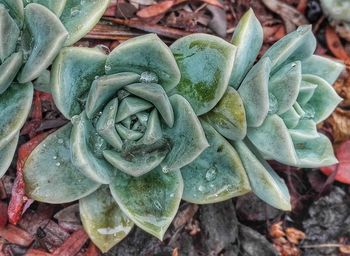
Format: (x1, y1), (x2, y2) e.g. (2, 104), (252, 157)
(269, 222), (285, 239)
(173, 204), (199, 230)
(52, 229), (88, 256)
(326, 108), (350, 143)
(137, 0), (174, 18)
(325, 26), (350, 61)
(172, 247), (179, 256)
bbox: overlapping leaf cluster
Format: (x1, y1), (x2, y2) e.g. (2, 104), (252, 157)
(13, 8), (344, 253)
(0, 0), (109, 178)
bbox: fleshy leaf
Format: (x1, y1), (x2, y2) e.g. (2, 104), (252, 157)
(86, 72), (140, 119)
(181, 121), (250, 204)
(262, 25), (316, 73)
(80, 186), (134, 253)
(33, 69), (51, 93)
(268, 61), (301, 114)
(238, 57), (271, 127)
(0, 83), (33, 149)
(60, 0), (110, 46)
(141, 109), (163, 145)
(0, 52), (23, 94)
(106, 34), (180, 92)
(162, 94), (209, 171)
(71, 112), (114, 184)
(288, 119), (318, 140)
(24, 123), (100, 203)
(0, 4), (20, 62)
(24, 0), (67, 16)
(115, 97), (153, 123)
(297, 80), (318, 106)
(0, 134), (18, 178)
(229, 8), (263, 88)
(202, 87), (247, 140)
(17, 3), (68, 83)
(103, 140), (169, 177)
(51, 47), (107, 119)
(302, 74), (342, 123)
(301, 55), (344, 84)
(96, 98), (123, 151)
(125, 83), (174, 127)
(232, 140), (291, 211)
(292, 133), (338, 168)
(170, 33), (236, 115)
(115, 124), (143, 141)
(247, 114), (298, 166)
(0, 0), (23, 27)
(109, 167), (183, 240)
(280, 107), (300, 129)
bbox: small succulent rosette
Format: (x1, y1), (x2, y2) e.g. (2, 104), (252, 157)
(24, 34), (210, 252)
(23, 9), (343, 252)
(0, 0), (110, 178)
(320, 0), (350, 41)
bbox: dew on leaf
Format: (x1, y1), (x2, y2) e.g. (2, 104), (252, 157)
(205, 166), (217, 182)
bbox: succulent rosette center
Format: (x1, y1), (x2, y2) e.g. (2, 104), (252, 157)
(76, 69), (177, 177)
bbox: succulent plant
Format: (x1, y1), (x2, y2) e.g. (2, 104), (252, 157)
(0, 0), (110, 178)
(22, 9), (343, 252)
(320, 0), (350, 41)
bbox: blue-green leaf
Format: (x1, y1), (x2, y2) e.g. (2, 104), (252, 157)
(202, 87), (247, 140)
(109, 167), (183, 240)
(238, 58), (271, 127)
(0, 134), (18, 178)
(106, 34), (180, 92)
(24, 124), (100, 203)
(232, 140), (291, 211)
(51, 47), (107, 119)
(302, 55), (344, 84)
(0, 52), (23, 94)
(247, 114), (298, 165)
(60, 0), (110, 45)
(162, 94), (209, 172)
(18, 3), (68, 83)
(181, 121), (250, 204)
(170, 33), (236, 115)
(0, 0), (23, 27)
(80, 186), (134, 253)
(229, 8), (263, 88)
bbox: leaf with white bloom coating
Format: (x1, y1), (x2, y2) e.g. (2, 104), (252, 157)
(80, 186), (134, 253)
(71, 112), (115, 184)
(229, 8), (263, 88)
(86, 72), (140, 118)
(51, 47), (107, 119)
(289, 119), (318, 140)
(106, 34), (181, 92)
(0, 0), (23, 27)
(238, 57), (271, 127)
(23, 0), (67, 16)
(302, 55), (344, 84)
(202, 87), (247, 141)
(0, 83), (33, 149)
(302, 74), (343, 123)
(268, 61), (301, 114)
(60, 0), (110, 46)
(181, 121), (250, 204)
(109, 167), (183, 240)
(262, 25), (316, 73)
(0, 134), (18, 178)
(170, 33), (236, 115)
(232, 140), (291, 211)
(0, 52), (23, 94)
(292, 133), (338, 168)
(24, 123), (100, 203)
(162, 94), (209, 171)
(297, 80), (318, 106)
(18, 3), (68, 83)
(247, 114), (298, 166)
(0, 4), (20, 62)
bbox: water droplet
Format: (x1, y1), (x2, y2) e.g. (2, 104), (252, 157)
(107, 119), (114, 127)
(153, 200), (163, 211)
(140, 71), (158, 83)
(70, 6), (81, 17)
(268, 93), (279, 114)
(56, 162), (61, 167)
(302, 103), (315, 119)
(205, 167), (217, 182)
(105, 65), (111, 72)
(169, 193), (175, 198)
(96, 44), (110, 54)
(94, 75), (100, 80)
(57, 138), (64, 144)
(291, 62), (297, 68)
(162, 166), (170, 173)
(53, 155), (57, 160)
(198, 185), (205, 192)
(71, 115), (81, 125)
